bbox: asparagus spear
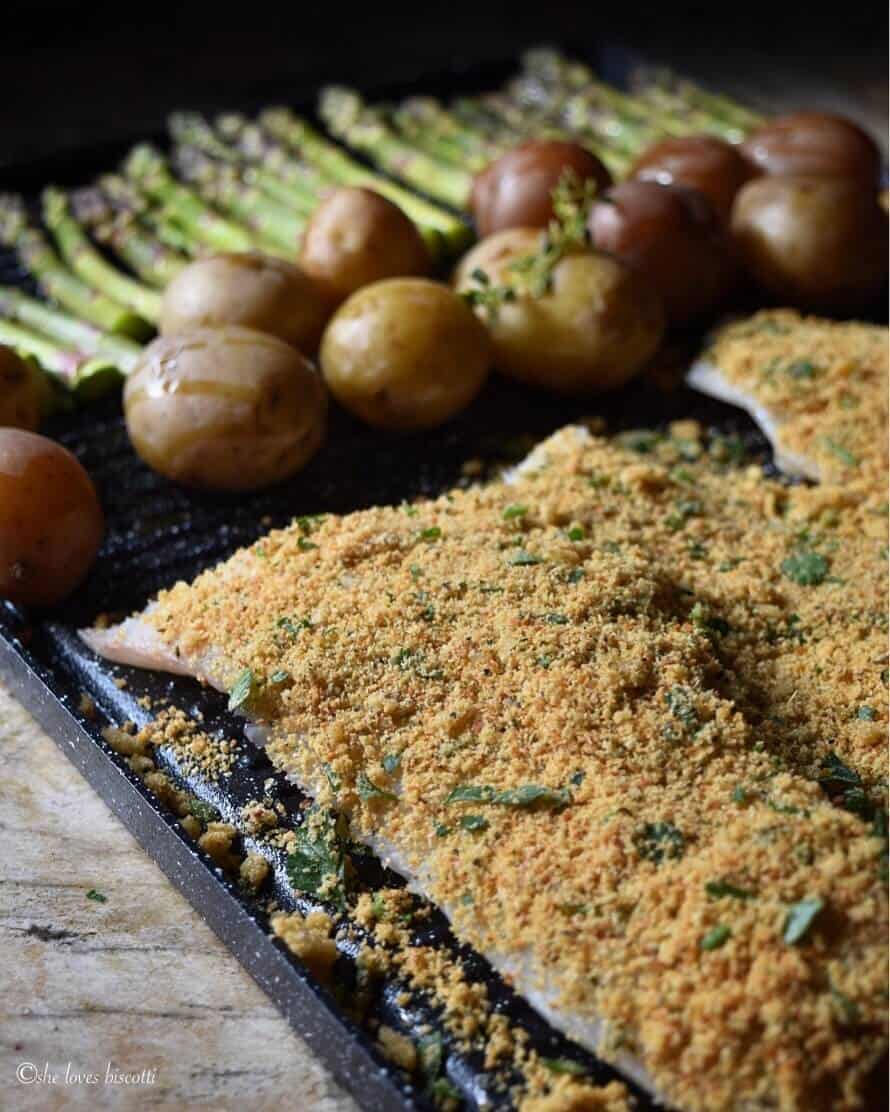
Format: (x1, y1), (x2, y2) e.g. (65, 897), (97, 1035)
(0, 314), (126, 396)
(259, 107), (472, 254)
(123, 145), (255, 253)
(172, 145), (305, 254)
(0, 194), (151, 340)
(0, 287), (142, 372)
(169, 112), (320, 215)
(72, 189), (188, 289)
(43, 187), (162, 321)
(318, 86), (473, 211)
(392, 97), (498, 166)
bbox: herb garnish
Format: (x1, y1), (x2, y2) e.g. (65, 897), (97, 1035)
(507, 550), (543, 566)
(227, 667), (255, 711)
(781, 549), (828, 586)
(665, 685), (698, 730)
(541, 1058), (586, 1076)
(459, 814), (489, 832)
(446, 783), (570, 809)
(356, 771), (397, 802)
(86, 889), (107, 903)
(700, 924), (731, 950)
(822, 437), (859, 468)
(285, 807), (350, 909)
(382, 753), (402, 774)
(705, 879), (753, 901)
(782, 897), (824, 945)
(634, 821), (685, 863)
(417, 526), (442, 542)
(502, 504), (528, 520)
(188, 798), (221, 823)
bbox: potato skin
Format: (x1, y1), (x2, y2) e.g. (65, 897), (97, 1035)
(588, 180), (737, 328)
(0, 345), (43, 431)
(125, 326), (327, 490)
(471, 140), (612, 237)
(299, 188), (430, 306)
(630, 135), (755, 223)
(160, 253), (330, 353)
(319, 279), (490, 430)
(731, 175), (888, 313)
(0, 429), (104, 608)
(740, 112), (880, 188)
(454, 228), (665, 394)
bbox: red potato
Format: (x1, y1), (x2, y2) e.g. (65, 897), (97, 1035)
(731, 174), (888, 313)
(588, 180), (737, 328)
(630, 135), (756, 223)
(299, 187), (431, 306)
(740, 112), (881, 189)
(0, 346), (43, 431)
(0, 429), (104, 608)
(471, 140), (612, 236)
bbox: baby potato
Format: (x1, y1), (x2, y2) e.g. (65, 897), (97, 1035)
(125, 326), (327, 490)
(0, 345), (44, 431)
(299, 187), (431, 306)
(319, 278), (490, 430)
(731, 175), (888, 313)
(0, 429), (104, 609)
(454, 228), (664, 394)
(160, 252), (330, 353)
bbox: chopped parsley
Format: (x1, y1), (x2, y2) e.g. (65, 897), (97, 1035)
(417, 526), (442, 542)
(459, 814), (489, 832)
(507, 550), (543, 566)
(188, 798), (221, 823)
(276, 615), (312, 638)
(665, 685), (698, 730)
(446, 783), (570, 808)
(86, 889), (107, 903)
(706, 879), (753, 901)
(566, 525), (586, 541)
(227, 668), (255, 712)
(857, 705), (877, 721)
(782, 897), (824, 945)
(382, 752), (402, 774)
(781, 549), (829, 586)
(822, 437), (859, 468)
(540, 1057), (586, 1076)
(502, 504), (528, 520)
(700, 924), (731, 950)
(285, 807), (350, 909)
(356, 771), (397, 802)
(665, 498), (702, 532)
(634, 821), (685, 864)
(297, 537), (317, 551)
(543, 612), (569, 625)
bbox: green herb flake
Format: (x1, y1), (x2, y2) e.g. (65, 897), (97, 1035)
(507, 550), (543, 566)
(822, 437), (859, 468)
(566, 525), (586, 542)
(382, 752), (402, 775)
(830, 985), (861, 1025)
(785, 359), (820, 379)
(700, 924), (731, 951)
(297, 537), (317, 551)
(322, 762), (341, 794)
(285, 808), (349, 909)
(188, 798), (221, 823)
(857, 705), (877, 721)
(356, 771), (397, 802)
(459, 814), (489, 832)
(503, 503), (528, 520)
(418, 526), (442, 542)
(618, 429), (661, 454)
(541, 1057), (586, 1076)
(665, 685), (698, 730)
(269, 669), (290, 684)
(543, 612), (569, 625)
(447, 783), (569, 809)
(782, 897), (824, 945)
(434, 822), (451, 838)
(781, 549), (829, 586)
(227, 667), (255, 712)
(705, 879), (754, 901)
(86, 889), (107, 903)
(634, 821), (685, 864)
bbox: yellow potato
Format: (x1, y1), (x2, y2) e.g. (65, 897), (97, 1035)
(160, 253), (330, 353)
(125, 326), (327, 490)
(299, 187), (430, 306)
(319, 278), (490, 430)
(454, 228), (665, 393)
(0, 346), (44, 431)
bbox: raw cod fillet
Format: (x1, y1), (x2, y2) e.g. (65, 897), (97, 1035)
(82, 425), (888, 1111)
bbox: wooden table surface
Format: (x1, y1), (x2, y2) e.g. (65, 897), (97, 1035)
(0, 683), (357, 1111)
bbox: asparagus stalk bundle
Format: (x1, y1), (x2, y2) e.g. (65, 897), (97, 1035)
(0, 288), (140, 394)
(71, 187), (189, 289)
(171, 145), (305, 256)
(259, 106), (472, 255)
(42, 187), (162, 322)
(123, 145), (255, 253)
(316, 88), (473, 211)
(0, 194), (151, 340)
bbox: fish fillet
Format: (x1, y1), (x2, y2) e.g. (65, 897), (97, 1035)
(81, 425), (888, 1111)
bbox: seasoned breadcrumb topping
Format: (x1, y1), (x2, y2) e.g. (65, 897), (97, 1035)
(137, 386), (887, 1109)
(704, 309), (888, 486)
